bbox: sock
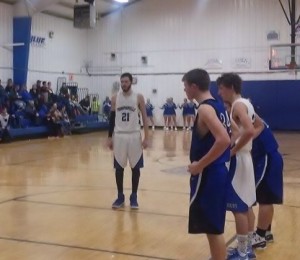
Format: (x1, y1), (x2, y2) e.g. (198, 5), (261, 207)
(256, 227), (267, 238)
(115, 168), (124, 195)
(131, 168), (140, 194)
(248, 232), (254, 249)
(237, 234), (248, 256)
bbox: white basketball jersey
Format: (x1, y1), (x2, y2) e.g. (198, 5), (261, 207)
(115, 91), (140, 133)
(231, 98), (255, 152)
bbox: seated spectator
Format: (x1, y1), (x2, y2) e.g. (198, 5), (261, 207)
(79, 95), (90, 114)
(91, 96), (100, 115)
(0, 79), (6, 109)
(47, 103), (63, 137)
(20, 84), (32, 102)
(0, 107), (10, 141)
(60, 105), (71, 135)
(25, 100), (39, 125)
(30, 84), (39, 105)
(41, 81), (49, 103)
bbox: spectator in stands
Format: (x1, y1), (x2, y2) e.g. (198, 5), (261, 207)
(79, 95), (91, 114)
(5, 79), (14, 105)
(91, 96), (100, 115)
(19, 84), (32, 102)
(0, 79), (6, 109)
(5, 78), (13, 93)
(41, 81), (49, 103)
(0, 107), (10, 141)
(102, 96), (111, 118)
(25, 100), (39, 126)
(47, 103), (63, 137)
(36, 80), (42, 93)
(30, 84), (39, 106)
(47, 81), (54, 103)
(60, 105), (71, 135)
(36, 101), (49, 125)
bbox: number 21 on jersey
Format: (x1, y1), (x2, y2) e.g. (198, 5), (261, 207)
(122, 112), (130, 122)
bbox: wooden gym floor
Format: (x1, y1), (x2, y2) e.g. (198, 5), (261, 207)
(0, 130), (299, 260)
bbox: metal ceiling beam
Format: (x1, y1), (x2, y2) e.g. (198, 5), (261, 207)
(100, 0), (142, 17)
(42, 10), (73, 21)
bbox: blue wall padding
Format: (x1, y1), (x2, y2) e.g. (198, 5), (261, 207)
(13, 17), (32, 85)
(210, 80), (300, 130)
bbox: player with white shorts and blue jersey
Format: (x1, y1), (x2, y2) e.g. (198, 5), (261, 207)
(107, 73), (149, 209)
(183, 69), (231, 260)
(217, 73), (256, 260)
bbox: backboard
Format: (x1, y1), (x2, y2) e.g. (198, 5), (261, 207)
(269, 44), (300, 70)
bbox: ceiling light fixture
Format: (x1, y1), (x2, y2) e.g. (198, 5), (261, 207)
(114, 0), (129, 3)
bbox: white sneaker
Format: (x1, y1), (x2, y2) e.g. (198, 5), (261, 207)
(152, 125), (155, 130)
(174, 127), (177, 131)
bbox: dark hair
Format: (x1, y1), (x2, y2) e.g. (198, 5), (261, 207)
(182, 68), (210, 91)
(120, 72), (133, 82)
(216, 73), (242, 94)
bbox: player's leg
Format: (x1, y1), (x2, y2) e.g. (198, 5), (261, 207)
(128, 132), (144, 209)
(112, 133), (128, 209)
(207, 234), (226, 260)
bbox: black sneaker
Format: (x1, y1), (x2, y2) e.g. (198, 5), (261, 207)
(251, 232), (267, 250)
(265, 231), (274, 243)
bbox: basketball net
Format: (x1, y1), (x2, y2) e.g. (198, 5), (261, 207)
(286, 62), (298, 76)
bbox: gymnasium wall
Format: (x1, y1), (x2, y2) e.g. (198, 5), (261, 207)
(86, 0), (300, 129)
(1, 0), (300, 129)
(27, 13), (89, 91)
(0, 2), (13, 83)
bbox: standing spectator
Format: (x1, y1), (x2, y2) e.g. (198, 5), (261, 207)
(103, 96), (111, 119)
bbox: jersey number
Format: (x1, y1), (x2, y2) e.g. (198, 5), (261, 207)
(122, 112), (130, 122)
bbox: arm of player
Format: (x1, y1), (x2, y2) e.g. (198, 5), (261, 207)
(230, 118), (240, 146)
(107, 95), (116, 150)
(138, 93), (149, 149)
(230, 102), (255, 156)
(188, 105), (231, 175)
(253, 113), (265, 139)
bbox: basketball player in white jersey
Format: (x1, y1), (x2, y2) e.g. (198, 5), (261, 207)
(107, 72), (149, 209)
(217, 73), (256, 260)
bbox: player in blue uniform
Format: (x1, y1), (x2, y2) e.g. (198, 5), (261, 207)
(250, 115), (283, 249)
(182, 68), (231, 260)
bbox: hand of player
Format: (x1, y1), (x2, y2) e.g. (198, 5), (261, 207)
(188, 161), (203, 175)
(142, 138), (148, 149)
(107, 137), (113, 150)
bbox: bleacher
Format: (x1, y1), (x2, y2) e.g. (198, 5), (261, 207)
(2, 78), (109, 142)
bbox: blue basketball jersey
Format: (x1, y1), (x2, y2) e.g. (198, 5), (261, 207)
(252, 122), (279, 159)
(190, 99), (231, 165)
